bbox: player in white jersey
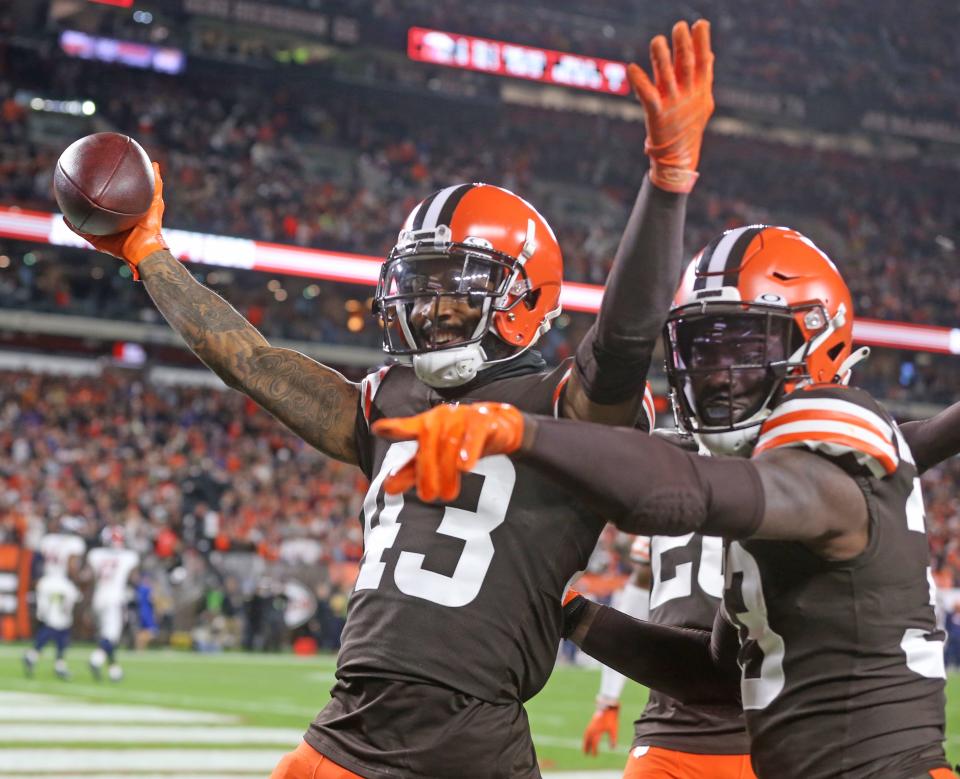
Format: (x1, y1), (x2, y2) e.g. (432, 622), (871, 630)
(583, 536), (652, 755)
(38, 530), (85, 579)
(23, 572), (82, 680)
(86, 526), (139, 682)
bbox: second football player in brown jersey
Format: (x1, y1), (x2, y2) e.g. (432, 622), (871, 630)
(376, 226), (960, 779)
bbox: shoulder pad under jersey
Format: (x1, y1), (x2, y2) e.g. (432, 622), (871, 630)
(359, 365), (394, 426)
(752, 384), (898, 478)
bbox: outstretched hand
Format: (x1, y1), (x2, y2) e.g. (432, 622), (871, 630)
(372, 402), (525, 503)
(629, 19), (715, 193)
(64, 161), (169, 280)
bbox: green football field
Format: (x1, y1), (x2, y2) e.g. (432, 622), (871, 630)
(0, 643), (957, 775)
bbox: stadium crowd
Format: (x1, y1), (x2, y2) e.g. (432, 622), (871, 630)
(2, 41), (960, 328)
(70, 0), (960, 121)
(2, 367), (960, 654)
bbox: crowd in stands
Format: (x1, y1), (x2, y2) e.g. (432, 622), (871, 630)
(0, 370), (362, 650)
(2, 35), (958, 330)
(65, 0), (960, 122)
(2, 365), (960, 653)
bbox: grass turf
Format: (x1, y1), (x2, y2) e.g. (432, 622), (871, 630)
(0, 644), (956, 772)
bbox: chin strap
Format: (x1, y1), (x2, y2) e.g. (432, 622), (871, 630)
(835, 346), (870, 385)
(413, 343), (485, 388)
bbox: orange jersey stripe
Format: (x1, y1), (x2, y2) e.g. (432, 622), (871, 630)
(754, 430), (897, 475)
(760, 408), (891, 442)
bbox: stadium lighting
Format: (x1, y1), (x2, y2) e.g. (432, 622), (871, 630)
(0, 204), (956, 356)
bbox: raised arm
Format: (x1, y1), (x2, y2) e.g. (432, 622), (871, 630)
(899, 401), (960, 475)
(66, 164), (360, 464)
(564, 20), (714, 426)
(138, 251), (359, 463)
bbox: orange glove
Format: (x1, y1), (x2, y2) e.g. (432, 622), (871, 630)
(64, 161), (169, 280)
(372, 402), (525, 503)
(629, 19), (715, 194)
(583, 703), (620, 756)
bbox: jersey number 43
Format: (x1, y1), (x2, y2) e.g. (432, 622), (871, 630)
(355, 441), (515, 608)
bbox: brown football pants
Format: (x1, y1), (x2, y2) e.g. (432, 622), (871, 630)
(623, 745), (756, 779)
(270, 741), (364, 779)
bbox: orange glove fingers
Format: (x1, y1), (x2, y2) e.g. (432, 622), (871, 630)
(457, 418), (489, 473)
(583, 727), (599, 756)
(478, 405), (525, 457)
(627, 62), (659, 113)
(672, 20), (695, 91)
(692, 19), (714, 85)
(416, 407), (443, 503)
(121, 162), (169, 272)
(436, 412), (466, 503)
(648, 34), (676, 98)
(372, 416), (424, 441)
(384, 458), (416, 495)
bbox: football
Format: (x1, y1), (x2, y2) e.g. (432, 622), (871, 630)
(53, 132), (155, 235)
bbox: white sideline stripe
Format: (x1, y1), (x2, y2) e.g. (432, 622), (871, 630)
(0, 775), (264, 779)
(0, 775), (618, 779)
(0, 750), (283, 772)
(0, 724), (302, 744)
(0, 645), (339, 667)
(0, 682), (311, 717)
(0, 692), (236, 724)
(0, 705), (236, 724)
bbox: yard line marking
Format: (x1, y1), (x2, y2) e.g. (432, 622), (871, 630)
(0, 724), (302, 744)
(0, 749), (284, 772)
(0, 692), (237, 724)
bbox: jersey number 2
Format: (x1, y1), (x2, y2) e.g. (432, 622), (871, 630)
(355, 441), (515, 607)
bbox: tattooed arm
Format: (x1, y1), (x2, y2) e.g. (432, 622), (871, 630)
(138, 250), (360, 464)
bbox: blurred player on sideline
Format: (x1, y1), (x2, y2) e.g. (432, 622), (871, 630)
(583, 532), (752, 779)
(38, 519), (85, 579)
(23, 570), (82, 680)
(582, 536), (651, 754)
(87, 526), (139, 682)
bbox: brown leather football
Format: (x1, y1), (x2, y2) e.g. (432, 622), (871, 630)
(53, 132), (154, 235)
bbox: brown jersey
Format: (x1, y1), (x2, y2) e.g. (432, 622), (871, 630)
(724, 385), (948, 779)
(633, 532), (749, 755)
(306, 358), (608, 779)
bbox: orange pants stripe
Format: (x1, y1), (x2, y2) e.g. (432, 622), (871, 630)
(930, 770), (959, 779)
(270, 741), (364, 779)
(623, 745), (755, 779)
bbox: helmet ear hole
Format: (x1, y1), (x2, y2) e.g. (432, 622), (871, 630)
(827, 342), (845, 361)
(523, 289), (541, 310)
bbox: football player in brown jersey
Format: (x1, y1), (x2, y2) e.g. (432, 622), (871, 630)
(582, 531), (754, 779)
(375, 225), (960, 779)
(65, 20), (716, 779)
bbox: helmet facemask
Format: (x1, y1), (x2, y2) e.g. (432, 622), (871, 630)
(665, 302), (816, 449)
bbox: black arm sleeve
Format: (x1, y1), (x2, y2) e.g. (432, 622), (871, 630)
(579, 604), (742, 706)
(518, 415), (765, 538)
(574, 177), (687, 407)
(900, 401), (960, 475)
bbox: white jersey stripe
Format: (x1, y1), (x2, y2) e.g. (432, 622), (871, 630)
(765, 397), (893, 440)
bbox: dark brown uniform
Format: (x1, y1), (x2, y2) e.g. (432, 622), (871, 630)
(305, 359), (608, 778)
(634, 533), (749, 755)
(724, 385), (948, 779)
